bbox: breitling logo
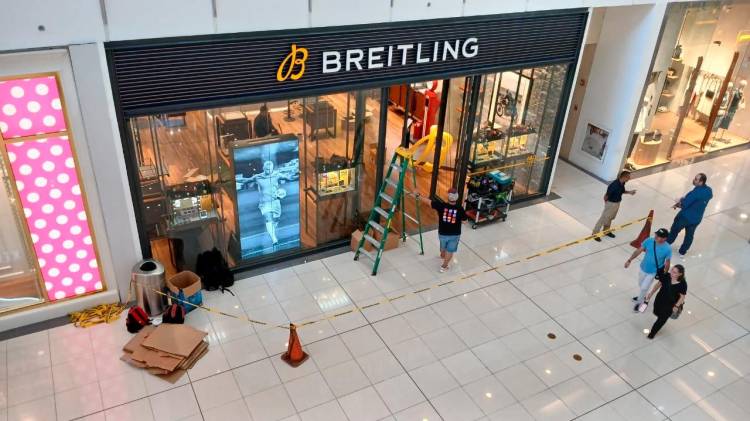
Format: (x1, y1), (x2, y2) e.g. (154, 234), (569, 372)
(277, 44), (309, 82)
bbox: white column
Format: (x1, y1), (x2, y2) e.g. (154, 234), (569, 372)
(567, 3), (668, 181)
(69, 43), (142, 301)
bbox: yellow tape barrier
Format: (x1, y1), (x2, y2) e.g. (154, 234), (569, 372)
(99, 212), (651, 332)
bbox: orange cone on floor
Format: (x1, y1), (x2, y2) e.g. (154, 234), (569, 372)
(281, 323), (309, 367)
(630, 210), (654, 248)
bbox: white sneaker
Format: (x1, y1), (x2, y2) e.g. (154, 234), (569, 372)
(439, 266), (448, 273)
(679, 253), (686, 261)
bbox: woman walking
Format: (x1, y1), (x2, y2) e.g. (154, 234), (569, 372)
(644, 264), (687, 339)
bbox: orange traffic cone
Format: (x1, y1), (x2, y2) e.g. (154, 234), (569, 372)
(630, 210), (654, 248)
(281, 323), (309, 367)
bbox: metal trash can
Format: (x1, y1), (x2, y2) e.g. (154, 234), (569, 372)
(132, 259), (166, 316)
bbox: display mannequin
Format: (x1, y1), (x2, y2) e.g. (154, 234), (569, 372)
(713, 80), (747, 144)
(712, 81), (733, 132)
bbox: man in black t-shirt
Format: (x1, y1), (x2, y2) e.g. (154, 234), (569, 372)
(593, 170), (636, 241)
(418, 188), (467, 272)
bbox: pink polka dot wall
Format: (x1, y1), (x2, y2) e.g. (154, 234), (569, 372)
(0, 75), (103, 301)
(0, 76), (66, 138)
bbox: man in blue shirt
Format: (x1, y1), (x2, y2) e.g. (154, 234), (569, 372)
(624, 228), (672, 311)
(593, 170), (636, 241)
(667, 173), (713, 257)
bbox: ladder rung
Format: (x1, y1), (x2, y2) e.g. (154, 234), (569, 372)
(368, 220), (385, 234)
(358, 248), (377, 261)
(380, 192), (394, 203)
(374, 207), (390, 219)
(384, 178), (398, 189)
(404, 212), (419, 223)
(390, 163), (402, 172)
(364, 234), (381, 247)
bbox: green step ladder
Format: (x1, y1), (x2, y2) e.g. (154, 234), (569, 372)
(354, 147), (424, 275)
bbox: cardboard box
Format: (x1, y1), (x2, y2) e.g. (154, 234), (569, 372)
(166, 271), (202, 297)
(351, 228), (400, 253)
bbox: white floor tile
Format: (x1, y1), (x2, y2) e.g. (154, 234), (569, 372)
(55, 381), (103, 421)
(320, 360), (370, 398)
(462, 375), (516, 415)
(409, 361), (459, 399)
(298, 400), (348, 421)
(431, 387), (485, 421)
(521, 390), (576, 421)
(472, 339), (520, 373)
(390, 337), (438, 371)
(233, 358), (282, 397)
(579, 365), (632, 401)
(421, 327), (468, 359)
(192, 371), (242, 411)
(283, 372), (334, 412)
(393, 401), (441, 421)
(337, 386), (391, 421)
(202, 398), (253, 421)
(98, 371), (147, 410)
(7, 396), (56, 421)
(104, 398), (154, 421)
(550, 377), (605, 415)
(148, 384), (200, 421)
(245, 384), (297, 421)
(441, 350), (491, 386)
(306, 336), (352, 370)
(495, 364), (547, 401)
(220, 334), (267, 368)
(356, 348), (404, 384)
(374, 374), (425, 413)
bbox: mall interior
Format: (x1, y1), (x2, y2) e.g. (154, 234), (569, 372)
(0, 1), (750, 421)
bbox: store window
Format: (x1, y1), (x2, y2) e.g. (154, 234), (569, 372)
(468, 64), (570, 199)
(627, 1), (750, 171)
(0, 74), (105, 311)
(129, 90), (381, 274)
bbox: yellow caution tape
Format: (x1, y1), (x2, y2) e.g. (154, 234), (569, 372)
(80, 212), (651, 332)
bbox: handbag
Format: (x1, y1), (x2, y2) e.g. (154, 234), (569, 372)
(671, 303), (684, 320)
(652, 242), (668, 282)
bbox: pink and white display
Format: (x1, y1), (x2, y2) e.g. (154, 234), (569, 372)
(1, 75), (103, 301)
(0, 76), (67, 139)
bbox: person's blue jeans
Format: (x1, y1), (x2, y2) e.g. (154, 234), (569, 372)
(667, 215), (698, 255)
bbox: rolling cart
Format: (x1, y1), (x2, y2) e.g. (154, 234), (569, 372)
(464, 170), (514, 229)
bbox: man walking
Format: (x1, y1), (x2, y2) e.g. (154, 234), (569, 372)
(593, 170), (636, 241)
(668, 173), (713, 258)
(624, 228), (672, 312)
(418, 188), (467, 272)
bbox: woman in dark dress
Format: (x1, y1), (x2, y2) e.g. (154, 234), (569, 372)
(644, 264), (687, 339)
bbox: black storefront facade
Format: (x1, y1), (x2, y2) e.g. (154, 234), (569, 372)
(106, 9), (587, 275)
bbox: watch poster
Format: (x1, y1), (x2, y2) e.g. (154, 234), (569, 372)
(232, 135), (300, 259)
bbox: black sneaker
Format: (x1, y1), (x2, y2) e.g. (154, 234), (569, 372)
(606, 232), (616, 238)
(632, 296), (638, 301)
(633, 303), (640, 312)
(594, 237), (602, 242)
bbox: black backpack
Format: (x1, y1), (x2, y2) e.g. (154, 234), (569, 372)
(196, 248), (235, 294)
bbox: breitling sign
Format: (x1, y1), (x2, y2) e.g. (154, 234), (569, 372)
(277, 38), (479, 82)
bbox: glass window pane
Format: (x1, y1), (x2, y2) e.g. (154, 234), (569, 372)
(130, 90), (383, 271)
(0, 155), (44, 311)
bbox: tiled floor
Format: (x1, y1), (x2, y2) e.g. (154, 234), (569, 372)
(2, 150), (750, 421)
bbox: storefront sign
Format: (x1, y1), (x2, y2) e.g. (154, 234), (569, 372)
(108, 10), (586, 115)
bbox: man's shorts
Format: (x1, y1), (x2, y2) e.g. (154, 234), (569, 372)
(438, 234), (460, 253)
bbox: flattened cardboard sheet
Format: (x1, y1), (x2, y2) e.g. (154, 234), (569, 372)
(141, 324), (207, 357)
